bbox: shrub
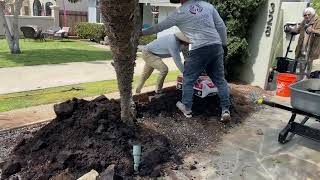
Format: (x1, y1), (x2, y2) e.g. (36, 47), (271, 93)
(209, 0), (267, 79)
(76, 22), (106, 42)
(139, 34), (157, 45)
(312, 0), (320, 15)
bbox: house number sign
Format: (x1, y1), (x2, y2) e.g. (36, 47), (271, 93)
(265, 3), (275, 37)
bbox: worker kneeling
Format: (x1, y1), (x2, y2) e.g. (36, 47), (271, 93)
(136, 32), (189, 94)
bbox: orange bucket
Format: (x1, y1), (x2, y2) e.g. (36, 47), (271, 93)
(276, 73), (297, 97)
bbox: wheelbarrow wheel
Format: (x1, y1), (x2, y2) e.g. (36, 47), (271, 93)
(278, 124), (291, 144)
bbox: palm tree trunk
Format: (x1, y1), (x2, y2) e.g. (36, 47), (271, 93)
(100, 0), (141, 123)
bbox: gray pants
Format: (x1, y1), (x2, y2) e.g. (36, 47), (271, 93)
(297, 58), (314, 80)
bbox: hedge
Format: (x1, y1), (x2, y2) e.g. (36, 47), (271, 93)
(209, 0), (267, 79)
(76, 22), (106, 42)
(139, 34), (157, 45)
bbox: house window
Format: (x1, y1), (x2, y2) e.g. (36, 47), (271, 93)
(33, 0), (42, 16)
(45, 2), (53, 16)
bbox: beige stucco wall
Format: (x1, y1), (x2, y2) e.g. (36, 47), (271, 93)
(23, 0), (88, 16)
(238, 1), (307, 89)
(270, 7), (284, 67)
(55, 0), (88, 12)
(157, 6), (180, 37)
(238, 0), (283, 88)
(5, 0), (30, 15)
(281, 2), (307, 59)
(143, 4), (153, 26)
(0, 15), (54, 35)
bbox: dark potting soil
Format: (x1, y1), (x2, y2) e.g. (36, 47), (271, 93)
(1, 85), (261, 179)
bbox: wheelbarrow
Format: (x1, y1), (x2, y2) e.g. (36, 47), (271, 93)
(257, 79), (320, 144)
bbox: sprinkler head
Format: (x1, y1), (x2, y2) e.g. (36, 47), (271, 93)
(132, 144), (142, 173)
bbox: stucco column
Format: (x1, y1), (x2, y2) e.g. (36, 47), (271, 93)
(88, 0), (97, 23)
(50, 5), (60, 27)
(237, 0), (283, 89)
(29, 0), (33, 16)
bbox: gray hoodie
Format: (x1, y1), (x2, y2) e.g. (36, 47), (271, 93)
(142, 0), (227, 50)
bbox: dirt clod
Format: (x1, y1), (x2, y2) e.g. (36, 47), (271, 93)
(31, 139), (47, 152)
(150, 165), (162, 177)
(50, 169), (76, 180)
(171, 164), (179, 170)
(97, 164), (122, 180)
(53, 99), (75, 119)
(256, 129), (264, 135)
(190, 165), (197, 170)
(1, 160), (21, 179)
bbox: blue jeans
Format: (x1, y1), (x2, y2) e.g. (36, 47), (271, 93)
(182, 44), (230, 110)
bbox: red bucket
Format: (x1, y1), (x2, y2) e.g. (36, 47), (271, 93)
(276, 73), (297, 97)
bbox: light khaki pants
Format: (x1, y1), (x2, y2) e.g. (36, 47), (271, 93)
(312, 59), (320, 71)
(136, 50), (168, 93)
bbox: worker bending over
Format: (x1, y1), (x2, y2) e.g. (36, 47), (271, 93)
(136, 32), (190, 94)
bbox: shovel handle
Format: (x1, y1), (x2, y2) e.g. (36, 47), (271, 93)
(258, 98), (294, 111)
(257, 98), (320, 119)
(257, 98), (284, 108)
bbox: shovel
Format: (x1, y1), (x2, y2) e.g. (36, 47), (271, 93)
(148, 92), (165, 102)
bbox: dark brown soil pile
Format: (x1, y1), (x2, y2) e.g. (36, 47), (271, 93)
(1, 85), (261, 179)
(135, 86), (259, 155)
(135, 85), (259, 122)
(135, 87), (222, 118)
(1, 97), (176, 179)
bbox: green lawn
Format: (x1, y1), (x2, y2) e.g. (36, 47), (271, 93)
(0, 39), (112, 68)
(0, 71), (180, 112)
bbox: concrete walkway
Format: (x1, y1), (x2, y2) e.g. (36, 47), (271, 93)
(0, 58), (179, 94)
(166, 97), (320, 180)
